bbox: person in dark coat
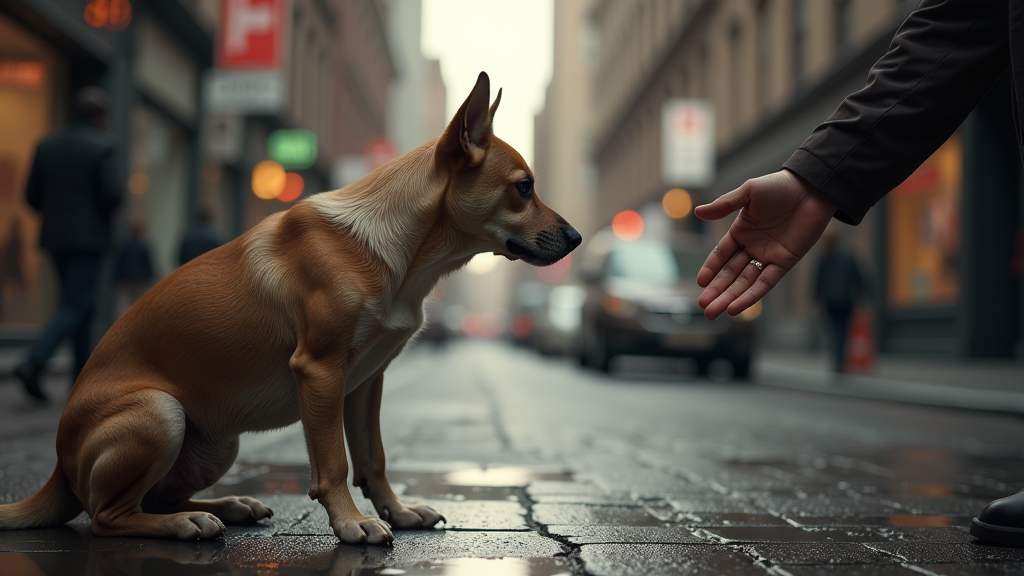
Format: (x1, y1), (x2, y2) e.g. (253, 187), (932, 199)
(113, 220), (154, 316)
(177, 207), (224, 266)
(692, 0), (1024, 547)
(13, 87), (123, 403)
(813, 234), (864, 373)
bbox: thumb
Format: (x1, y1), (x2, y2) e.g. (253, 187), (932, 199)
(694, 181), (751, 221)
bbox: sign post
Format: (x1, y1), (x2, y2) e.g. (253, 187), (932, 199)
(661, 99), (715, 189)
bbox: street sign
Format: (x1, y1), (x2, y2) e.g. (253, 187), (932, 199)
(218, 0), (285, 69)
(203, 115), (243, 163)
(662, 99), (715, 189)
(268, 129), (318, 169)
(203, 69), (286, 113)
(366, 137), (396, 170)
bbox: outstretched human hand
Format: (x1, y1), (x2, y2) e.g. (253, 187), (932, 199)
(694, 170), (836, 320)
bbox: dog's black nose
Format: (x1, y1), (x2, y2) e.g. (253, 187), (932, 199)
(562, 226), (582, 249)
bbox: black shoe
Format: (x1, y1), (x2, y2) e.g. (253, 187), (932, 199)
(13, 362), (47, 403)
(971, 489), (1024, 546)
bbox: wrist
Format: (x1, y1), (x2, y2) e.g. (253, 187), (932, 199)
(783, 168), (837, 216)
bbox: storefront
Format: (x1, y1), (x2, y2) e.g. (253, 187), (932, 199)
(0, 0), (212, 340)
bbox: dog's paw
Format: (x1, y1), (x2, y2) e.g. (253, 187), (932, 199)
(173, 512), (226, 540)
(384, 504), (446, 530)
(216, 496), (275, 523)
(333, 516), (394, 545)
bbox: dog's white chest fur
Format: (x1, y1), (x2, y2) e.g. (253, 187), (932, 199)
(345, 301), (424, 393)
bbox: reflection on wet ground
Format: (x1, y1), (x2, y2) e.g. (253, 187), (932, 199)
(354, 557), (571, 575)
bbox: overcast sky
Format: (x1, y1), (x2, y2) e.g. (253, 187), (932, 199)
(421, 0), (554, 168)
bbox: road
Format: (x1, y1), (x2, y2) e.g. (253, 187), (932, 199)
(3, 339), (1024, 575)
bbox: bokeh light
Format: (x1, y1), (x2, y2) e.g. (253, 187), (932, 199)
(277, 172), (304, 203)
(128, 173), (149, 195)
(466, 253), (501, 275)
(611, 210), (644, 241)
(662, 188), (693, 219)
(252, 160), (286, 199)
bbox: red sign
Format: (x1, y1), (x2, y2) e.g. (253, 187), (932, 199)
(218, 0), (284, 69)
(366, 138), (396, 170)
(0, 61), (45, 89)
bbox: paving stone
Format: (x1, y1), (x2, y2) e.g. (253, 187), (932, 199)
(530, 492), (637, 505)
(914, 563), (1024, 575)
(882, 496), (992, 517)
(546, 525), (706, 544)
(669, 495), (768, 515)
(865, 541), (1024, 564)
(741, 493), (902, 518)
(578, 543), (767, 576)
(697, 525), (975, 545)
(680, 513), (791, 527)
(777, 565), (931, 575)
(531, 504), (662, 527)
(742, 542), (901, 565)
(527, 479), (608, 496)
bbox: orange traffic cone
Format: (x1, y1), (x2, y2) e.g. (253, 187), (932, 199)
(845, 308), (875, 372)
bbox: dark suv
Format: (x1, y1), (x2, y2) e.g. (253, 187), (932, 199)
(577, 230), (759, 378)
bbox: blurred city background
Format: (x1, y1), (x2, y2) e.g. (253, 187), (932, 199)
(0, 0), (1022, 377)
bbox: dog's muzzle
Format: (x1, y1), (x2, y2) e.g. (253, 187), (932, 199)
(506, 225), (582, 266)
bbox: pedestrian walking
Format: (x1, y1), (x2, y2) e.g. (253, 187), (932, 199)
(13, 87), (123, 403)
(692, 0), (1024, 546)
(813, 234), (864, 373)
(113, 220), (154, 317)
(177, 207), (224, 266)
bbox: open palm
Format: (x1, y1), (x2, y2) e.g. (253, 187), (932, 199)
(694, 170), (836, 320)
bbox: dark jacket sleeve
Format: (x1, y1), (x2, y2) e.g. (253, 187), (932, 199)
(783, 0), (1010, 225)
(95, 145), (123, 214)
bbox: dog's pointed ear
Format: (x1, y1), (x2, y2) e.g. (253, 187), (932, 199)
(489, 88), (502, 122)
(438, 72), (497, 167)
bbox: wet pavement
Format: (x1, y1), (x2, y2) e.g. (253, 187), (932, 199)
(4, 340), (1024, 575)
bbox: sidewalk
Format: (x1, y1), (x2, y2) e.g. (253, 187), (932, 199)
(756, 350), (1024, 416)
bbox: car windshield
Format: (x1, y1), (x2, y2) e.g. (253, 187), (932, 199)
(606, 241), (705, 286)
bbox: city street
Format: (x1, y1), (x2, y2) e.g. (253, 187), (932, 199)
(3, 340), (1024, 575)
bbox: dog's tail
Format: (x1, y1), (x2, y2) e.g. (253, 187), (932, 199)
(0, 465), (82, 529)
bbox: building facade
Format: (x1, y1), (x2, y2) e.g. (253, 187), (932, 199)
(588, 0), (1023, 358)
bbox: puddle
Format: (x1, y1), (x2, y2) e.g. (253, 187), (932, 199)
(355, 558), (570, 576)
(442, 468), (572, 487)
(209, 465), (569, 502)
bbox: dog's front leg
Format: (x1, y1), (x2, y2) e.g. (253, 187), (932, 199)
(345, 372), (446, 530)
(292, 353), (393, 545)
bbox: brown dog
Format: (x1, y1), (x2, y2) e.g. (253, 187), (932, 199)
(0, 72), (580, 544)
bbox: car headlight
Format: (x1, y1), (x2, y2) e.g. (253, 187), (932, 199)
(737, 300), (763, 321)
(602, 295), (638, 318)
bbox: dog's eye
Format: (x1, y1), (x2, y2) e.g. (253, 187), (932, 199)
(515, 179), (533, 197)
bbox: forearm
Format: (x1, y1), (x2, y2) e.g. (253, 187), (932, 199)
(784, 0), (1009, 225)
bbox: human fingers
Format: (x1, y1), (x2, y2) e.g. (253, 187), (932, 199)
(702, 256), (763, 320)
(698, 251), (751, 310)
(693, 180), (751, 221)
(726, 264), (788, 317)
(697, 232), (741, 288)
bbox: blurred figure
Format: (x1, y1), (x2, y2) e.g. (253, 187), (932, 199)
(13, 86), (123, 402)
(813, 234), (864, 373)
(177, 207), (224, 266)
(113, 220), (154, 317)
(177, 206), (223, 264)
(0, 216), (26, 321)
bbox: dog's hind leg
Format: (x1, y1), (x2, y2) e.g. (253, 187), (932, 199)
(345, 372), (445, 530)
(145, 435), (275, 524)
(72, 389), (226, 540)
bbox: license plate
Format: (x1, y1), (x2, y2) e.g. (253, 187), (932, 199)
(663, 333), (714, 350)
